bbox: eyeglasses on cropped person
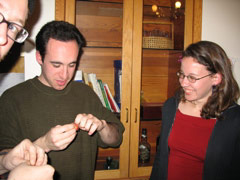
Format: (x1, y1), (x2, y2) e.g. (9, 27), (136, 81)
(177, 71), (214, 83)
(0, 12), (29, 43)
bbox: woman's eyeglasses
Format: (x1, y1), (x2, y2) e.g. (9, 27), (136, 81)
(177, 71), (213, 83)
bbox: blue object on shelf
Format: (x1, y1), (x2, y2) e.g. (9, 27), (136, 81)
(114, 60), (122, 109)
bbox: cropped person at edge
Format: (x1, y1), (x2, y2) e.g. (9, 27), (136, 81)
(0, 0), (54, 180)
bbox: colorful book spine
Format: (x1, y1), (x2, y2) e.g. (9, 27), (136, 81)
(88, 73), (106, 107)
(98, 80), (112, 111)
(104, 83), (120, 113)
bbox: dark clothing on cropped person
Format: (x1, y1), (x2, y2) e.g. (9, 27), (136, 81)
(150, 96), (240, 180)
(0, 76), (124, 180)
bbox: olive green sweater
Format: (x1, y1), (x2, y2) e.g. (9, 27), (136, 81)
(0, 77), (124, 180)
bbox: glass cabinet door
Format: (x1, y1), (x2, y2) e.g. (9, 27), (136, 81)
(75, 0), (123, 172)
(129, 0), (185, 177)
(56, 0), (133, 179)
(75, 1), (133, 179)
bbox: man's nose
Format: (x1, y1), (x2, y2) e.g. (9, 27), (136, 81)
(60, 67), (68, 79)
(0, 23), (8, 45)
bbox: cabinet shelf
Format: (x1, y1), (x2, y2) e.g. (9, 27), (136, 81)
(76, 0), (123, 48)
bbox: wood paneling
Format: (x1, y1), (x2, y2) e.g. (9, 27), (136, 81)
(65, 0), (76, 24)
(55, 0), (65, 21)
(141, 50), (169, 102)
(184, 0), (202, 48)
(119, 0), (134, 177)
(141, 50), (181, 103)
(76, 1), (123, 47)
(193, 0), (202, 43)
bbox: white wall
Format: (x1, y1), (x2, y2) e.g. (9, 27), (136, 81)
(24, 0), (55, 80)
(202, 0), (240, 104)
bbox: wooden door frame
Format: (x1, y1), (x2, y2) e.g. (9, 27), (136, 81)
(129, 0), (202, 177)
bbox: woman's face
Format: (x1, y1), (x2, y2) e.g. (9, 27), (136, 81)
(179, 57), (216, 104)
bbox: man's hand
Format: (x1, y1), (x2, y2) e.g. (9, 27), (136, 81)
(74, 114), (105, 135)
(1, 139), (47, 172)
(74, 114), (120, 145)
(34, 123), (77, 153)
(8, 162), (54, 180)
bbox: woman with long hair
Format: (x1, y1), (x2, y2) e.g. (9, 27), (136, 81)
(150, 41), (240, 180)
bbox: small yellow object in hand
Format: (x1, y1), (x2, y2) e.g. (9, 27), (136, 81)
(74, 123), (79, 131)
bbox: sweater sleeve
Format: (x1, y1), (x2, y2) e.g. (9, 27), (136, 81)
(97, 106), (124, 148)
(0, 91), (24, 150)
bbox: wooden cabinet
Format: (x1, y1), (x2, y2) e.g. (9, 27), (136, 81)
(55, 0), (202, 179)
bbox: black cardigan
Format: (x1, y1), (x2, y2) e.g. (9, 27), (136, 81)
(150, 97), (240, 180)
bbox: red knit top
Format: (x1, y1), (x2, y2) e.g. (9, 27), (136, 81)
(167, 109), (216, 180)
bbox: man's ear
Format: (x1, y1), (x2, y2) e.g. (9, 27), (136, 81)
(213, 73), (222, 86)
(36, 51), (43, 65)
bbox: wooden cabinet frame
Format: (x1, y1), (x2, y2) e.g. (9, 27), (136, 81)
(55, 0), (202, 179)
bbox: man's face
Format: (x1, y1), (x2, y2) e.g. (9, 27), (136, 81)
(0, 0), (28, 61)
(36, 38), (79, 90)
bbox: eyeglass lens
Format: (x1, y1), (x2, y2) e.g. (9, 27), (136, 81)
(0, 13), (28, 43)
(177, 73), (196, 83)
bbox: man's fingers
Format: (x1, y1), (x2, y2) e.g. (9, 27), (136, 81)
(75, 114), (105, 135)
(52, 133), (77, 150)
(25, 144), (37, 166)
(74, 113), (86, 124)
(88, 123), (98, 135)
(23, 139), (47, 166)
(52, 124), (75, 134)
(35, 147), (48, 166)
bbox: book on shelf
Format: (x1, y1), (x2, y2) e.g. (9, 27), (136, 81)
(74, 70), (83, 82)
(83, 72), (89, 86)
(104, 83), (120, 113)
(114, 60), (122, 109)
(97, 79), (112, 111)
(88, 73), (106, 108)
(77, 71), (120, 113)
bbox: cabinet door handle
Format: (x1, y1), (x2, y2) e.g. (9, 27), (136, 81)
(135, 108), (138, 123)
(126, 108), (129, 123)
